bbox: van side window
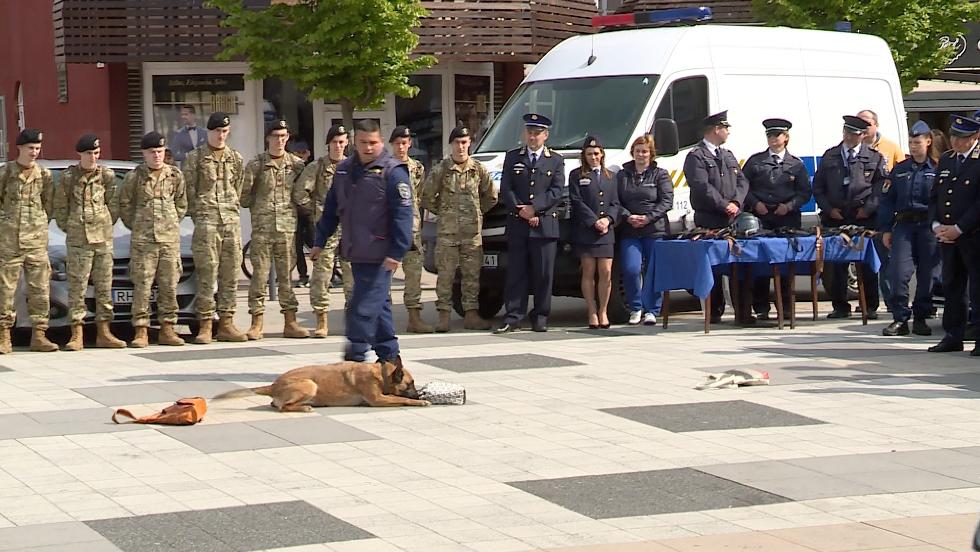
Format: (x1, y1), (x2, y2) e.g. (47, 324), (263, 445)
(654, 76), (709, 149)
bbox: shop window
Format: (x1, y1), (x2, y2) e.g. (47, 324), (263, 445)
(654, 76), (709, 149)
(455, 75), (491, 142)
(263, 78), (314, 163)
(151, 74), (246, 165)
(395, 74), (443, 168)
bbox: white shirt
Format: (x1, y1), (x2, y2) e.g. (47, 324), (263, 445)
(701, 139), (719, 157)
(527, 146), (544, 161)
(768, 149), (786, 163)
(841, 143), (862, 161)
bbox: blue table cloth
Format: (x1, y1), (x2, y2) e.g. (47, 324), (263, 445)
(653, 235), (881, 299)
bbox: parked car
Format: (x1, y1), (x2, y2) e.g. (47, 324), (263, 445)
(6, 160), (199, 331)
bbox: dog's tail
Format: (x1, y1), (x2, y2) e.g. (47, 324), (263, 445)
(212, 385), (273, 400)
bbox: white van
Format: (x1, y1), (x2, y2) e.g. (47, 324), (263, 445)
(430, 14), (908, 321)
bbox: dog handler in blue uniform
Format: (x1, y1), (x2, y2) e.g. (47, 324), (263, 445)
(312, 120), (413, 362)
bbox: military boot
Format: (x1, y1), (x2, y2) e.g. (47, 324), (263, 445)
(63, 324), (84, 351)
(157, 322), (185, 346)
(216, 315), (247, 342)
(435, 310), (451, 333)
(30, 325), (58, 352)
(313, 312), (328, 338)
(406, 308), (434, 333)
(246, 314), (264, 341)
(0, 327), (12, 354)
(95, 320), (126, 349)
(463, 310), (493, 330)
(129, 327), (149, 348)
(282, 311), (310, 338)
(193, 318), (213, 345)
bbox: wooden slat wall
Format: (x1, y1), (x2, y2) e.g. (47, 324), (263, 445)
(615, 0), (756, 23)
(126, 63), (144, 162)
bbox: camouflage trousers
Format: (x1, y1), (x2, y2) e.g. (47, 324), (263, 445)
(0, 245), (50, 328)
(192, 222), (242, 318)
(435, 241), (482, 312)
(310, 230), (352, 313)
(130, 242), (181, 327)
(402, 246), (424, 310)
(249, 231), (299, 315)
(67, 242), (114, 323)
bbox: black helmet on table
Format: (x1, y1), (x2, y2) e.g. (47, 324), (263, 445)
(733, 212), (762, 238)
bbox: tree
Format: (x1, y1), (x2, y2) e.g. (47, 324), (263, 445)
(751, 0), (980, 93)
(208, 0), (436, 130)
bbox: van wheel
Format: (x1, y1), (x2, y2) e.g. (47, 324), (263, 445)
(452, 278), (504, 319)
(607, 260), (630, 324)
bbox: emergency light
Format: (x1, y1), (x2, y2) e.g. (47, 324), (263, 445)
(591, 6), (712, 28)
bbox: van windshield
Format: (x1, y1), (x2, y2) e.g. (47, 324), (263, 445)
(476, 75), (659, 153)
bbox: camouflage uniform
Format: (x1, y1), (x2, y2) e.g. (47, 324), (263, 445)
(0, 162), (55, 328)
(402, 157), (426, 309)
(182, 144), (244, 318)
(118, 164), (187, 327)
(53, 165), (118, 323)
(243, 152), (304, 314)
(293, 156), (352, 312)
(421, 157), (497, 311)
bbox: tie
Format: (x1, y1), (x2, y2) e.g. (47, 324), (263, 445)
(847, 149), (855, 164)
(772, 154), (780, 165)
(530, 152), (538, 166)
(958, 154), (966, 169)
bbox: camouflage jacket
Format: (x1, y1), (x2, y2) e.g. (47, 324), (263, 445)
(54, 165), (118, 246)
(0, 162), (54, 251)
(292, 155), (338, 221)
(119, 164), (187, 244)
(422, 157), (497, 246)
(242, 152), (304, 234)
(182, 144), (244, 225)
(405, 157), (425, 237)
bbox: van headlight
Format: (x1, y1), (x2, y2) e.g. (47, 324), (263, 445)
(50, 257), (68, 281)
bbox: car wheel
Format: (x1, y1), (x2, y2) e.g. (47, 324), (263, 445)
(241, 240), (253, 279)
(847, 262), (859, 296)
(606, 260), (630, 324)
(452, 276), (504, 319)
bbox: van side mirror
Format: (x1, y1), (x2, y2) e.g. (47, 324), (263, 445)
(653, 118), (680, 157)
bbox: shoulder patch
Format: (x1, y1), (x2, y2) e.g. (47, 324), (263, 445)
(397, 182), (411, 199)
(369, 167), (384, 174)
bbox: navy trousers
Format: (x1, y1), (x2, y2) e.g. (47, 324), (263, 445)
(886, 221), (935, 322)
(940, 235), (980, 340)
(503, 236), (557, 325)
(345, 262), (398, 362)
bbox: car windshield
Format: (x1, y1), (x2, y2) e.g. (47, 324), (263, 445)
(476, 75), (659, 153)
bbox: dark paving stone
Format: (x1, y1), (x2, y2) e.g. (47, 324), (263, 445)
(0, 365), (10, 372)
(133, 347), (285, 363)
(916, 373), (980, 393)
(418, 353), (583, 373)
(0, 410), (146, 440)
(86, 501), (373, 552)
(509, 468), (789, 519)
(601, 400), (825, 432)
(73, 381), (242, 406)
(247, 417), (379, 446)
(0, 521), (119, 551)
(157, 422), (293, 453)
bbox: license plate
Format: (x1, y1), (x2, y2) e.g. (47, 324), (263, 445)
(111, 289), (156, 304)
(483, 254), (498, 268)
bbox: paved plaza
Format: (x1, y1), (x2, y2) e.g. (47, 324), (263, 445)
(1, 274), (979, 551)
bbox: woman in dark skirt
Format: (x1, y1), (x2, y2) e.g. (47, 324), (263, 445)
(617, 134), (673, 325)
(569, 136), (620, 329)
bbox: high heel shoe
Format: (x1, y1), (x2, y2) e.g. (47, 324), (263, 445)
(588, 324), (599, 329)
(599, 323), (610, 329)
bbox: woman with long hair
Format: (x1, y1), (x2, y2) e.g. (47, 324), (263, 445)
(569, 136), (619, 328)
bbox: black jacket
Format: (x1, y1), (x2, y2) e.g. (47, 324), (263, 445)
(812, 142), (885, 227)
(500, 146), (565, 239)
(743, 150), (812, 212)
(930, 146), (980, 234)
(616, 160), (673, 238)
(684, 142), (749, 229)
(569, 166), (620, 246)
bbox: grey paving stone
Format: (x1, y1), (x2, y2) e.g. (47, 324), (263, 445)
(418, 353), (583, 373)
(86, 501), (372, 552)
(741, 474), (881, 501)
(26, 407), (117, 424)
(885, 448), (980, 469)
(508, 468), (789, 519)
(0, 521), (116, 551)
(253, 342), (347, 356)
(601, 400), (826, 432)
(133, 347), (286, 363)
(785, 454), (907, 475)
(499, 330), (590, 342)
(247, 417), (379, 446)
(157, 380), (243, 398)
(157, 422), (293, 453)
(0, 411), (145, 440)
(839, 469), (974, 494)
(0, 365), (10, 372)
(72, 381), (242, 406)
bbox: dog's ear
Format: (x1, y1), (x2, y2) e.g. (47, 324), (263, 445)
(392, 365), (404, 382)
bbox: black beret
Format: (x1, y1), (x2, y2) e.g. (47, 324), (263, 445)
(75, 134), (100, 153)
(325, 124), (348, 144)
(206, 112), (231, 130)
(449, 126), (471, 142)
(16, 128), (43, 146)
(843, 115), (871, 134)
(141, 131), (167, 149)
(582, 135), (602, 149)
(389, 126), (412, 142)
(265, 118), (289, 136)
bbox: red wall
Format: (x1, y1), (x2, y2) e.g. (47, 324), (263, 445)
(0, 1), (128, 161)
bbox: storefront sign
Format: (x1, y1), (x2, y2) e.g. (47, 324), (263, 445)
(152, 74), (245, 94)
(943, 23), (980, 70)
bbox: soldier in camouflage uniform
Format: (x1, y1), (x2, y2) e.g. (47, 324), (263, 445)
(0, 129), (58, 353)
(388, 126), (434, 333)
(241, 119), (309, 340)
(53, 134), (126, 351)
(421, 126), (497, 332)
(119, 132), (188, 348)
(292, 124), (352, 337)
(182, 112), (248, 344)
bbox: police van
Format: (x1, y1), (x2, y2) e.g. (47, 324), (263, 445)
(427, 8), (908, 322)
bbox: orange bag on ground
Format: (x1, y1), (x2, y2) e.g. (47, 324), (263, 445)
(112, 397), (207, 425)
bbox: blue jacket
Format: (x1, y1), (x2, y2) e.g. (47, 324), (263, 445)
(878, 157), (935, 229)
(569, 166), (619, 246)
(500, 145), (565, 239)
(617, 161), (673, 238)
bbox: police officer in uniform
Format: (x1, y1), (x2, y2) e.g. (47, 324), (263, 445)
(928, 115), (980, 354)
(812, 115), (886, 319)
(494, 113), (565, 333)
(879, 121), (937, 337)
(743, 118), (811, 319)
(312, 120), (413, 363)
(684, 110), (751, 323)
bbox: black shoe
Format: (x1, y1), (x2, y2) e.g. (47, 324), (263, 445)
(882, 321), (909, 336)
(965, 325), (980, 341)
(756, 312), (771, 321)
(928, 337), (964, 353)
(599, 324), (610, 329)
(971, 343), (980, 357)
(827, 309), (851, 319)
(865, 310), (879, 320)
(736, 315), (757, 326)
(912, 319), (932, 336)
(588, 324), (599, 329)
(531, 322), (548, 333)
(710, 314), (723, 324)
(493, 323), (518, 334)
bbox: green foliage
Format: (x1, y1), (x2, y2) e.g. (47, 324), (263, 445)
(751, 0), (980, 93)
(208, 0), (436, 126)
